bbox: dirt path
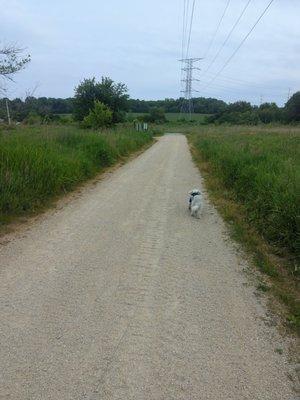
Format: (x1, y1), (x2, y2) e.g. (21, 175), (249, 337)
(0, 134), (296, 399)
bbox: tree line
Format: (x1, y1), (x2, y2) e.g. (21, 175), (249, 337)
(0, 45), (299, 126)
(0, 96), (73, 121)
(0, 76), (299, 125)
(127, 97), (227, 114)
(0, 93), (227, 122)
(207, 97), (300, 125)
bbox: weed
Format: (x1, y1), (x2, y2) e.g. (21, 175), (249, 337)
(275, 348), (284, 355)
(257, 283), (270, 292)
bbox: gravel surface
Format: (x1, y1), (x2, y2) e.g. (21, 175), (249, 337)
(0, 134), (296, 399)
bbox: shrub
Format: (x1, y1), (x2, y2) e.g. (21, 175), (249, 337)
(83, 101), (113, 128)
(140, 107), (167, 123)
(24, 111), (41, 125)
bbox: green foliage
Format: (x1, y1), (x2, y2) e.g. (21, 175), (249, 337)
(258, 103), (283, 123)
(210, 94), (300, 125)
(127, 97), (227, 114)
(0, 45), (30, 79)
(209, 101), (259, 125)
(190, 127), (300, 258)
(140, 107), (167, 123)
(129, 112), (209, 124)
(2, 91), (300, 126)
(24, 111), (41, 125)
(0, 97), (74, 122)
(0, 125), (152, 225)
(285, 91), (300, 122)
(213, 110), (260, 125)
(226, 101), (252, 113)
(73, 77), (129, 123)
(83, 101), (113, 128)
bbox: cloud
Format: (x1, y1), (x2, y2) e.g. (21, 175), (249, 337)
(1, 0), (299, 105)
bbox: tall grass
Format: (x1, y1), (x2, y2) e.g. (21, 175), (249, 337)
(0, 124), (152, 225)
(189, 126), (300, 259)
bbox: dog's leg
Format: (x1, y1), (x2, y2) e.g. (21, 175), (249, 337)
(191, 206), (198, 218)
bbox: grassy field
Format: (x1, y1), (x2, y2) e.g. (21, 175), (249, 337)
(129, 112), (210, 122)
(187, 125), (300, 330)
(0, 124), (153, 227)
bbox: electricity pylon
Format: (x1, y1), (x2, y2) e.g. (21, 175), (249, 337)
(179, 57), (202, 120)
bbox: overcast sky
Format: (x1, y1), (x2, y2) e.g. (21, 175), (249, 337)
(1, 0), (299, 105)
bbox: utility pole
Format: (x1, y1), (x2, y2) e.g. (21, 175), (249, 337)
(179, 58), (202, 121)
(5, 98), (11, 125)
(287, 87), (291, 102)
(260, 94), (263, 106)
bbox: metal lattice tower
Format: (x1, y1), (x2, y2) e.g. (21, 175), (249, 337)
(179, 58), (202, 120)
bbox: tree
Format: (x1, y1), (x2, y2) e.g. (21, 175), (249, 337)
(226, 101), (252, 113)
(285, 92), (300, 122)
(73, 77), (129, 123)
(83, 100), (113, 128)
(127, 97), (228, 114)
(148, 107), (167, 123)
(258, 102), (282, 123)
(0, 44), (30, 84)
(140, 107), (167, 123)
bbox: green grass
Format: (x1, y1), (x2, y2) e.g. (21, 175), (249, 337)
(189, 125), (300, 258)
(0, 124), (153, 226)
(128, 112), (210, 123)
(187, 125), (300, 331)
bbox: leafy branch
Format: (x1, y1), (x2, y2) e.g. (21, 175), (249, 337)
(0, 44), (31, 81)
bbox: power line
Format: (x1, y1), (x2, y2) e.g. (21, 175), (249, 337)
(181, 1), (192, 83)
(196, 79), (284, 97)
(204, 71), (266, 87)
(196, 85), (286, 104)
(200, 0), (275, 91)
(181, 0), (191, 58)
(201, 71), (286, 95)
(180, 0), (188, 85)
(185, 0), (196, 58)
(202, 0), (252, 77)
(204, 0), (231, 58)
(181, 0), (187, 60)
(179, 0), (201, 120)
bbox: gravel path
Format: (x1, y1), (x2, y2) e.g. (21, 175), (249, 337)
(0, 134), (296, 399)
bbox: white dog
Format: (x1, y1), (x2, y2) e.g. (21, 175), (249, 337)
(189, 189), (203, 218)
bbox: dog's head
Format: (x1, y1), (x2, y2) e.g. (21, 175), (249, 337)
(189, 188), (201, 196)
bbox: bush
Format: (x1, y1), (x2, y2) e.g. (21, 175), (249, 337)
(214, 111), (259, 125)
(24, 111), (41, 125)
(140, 107), (167, 123)
(83, 101), (113, 128)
